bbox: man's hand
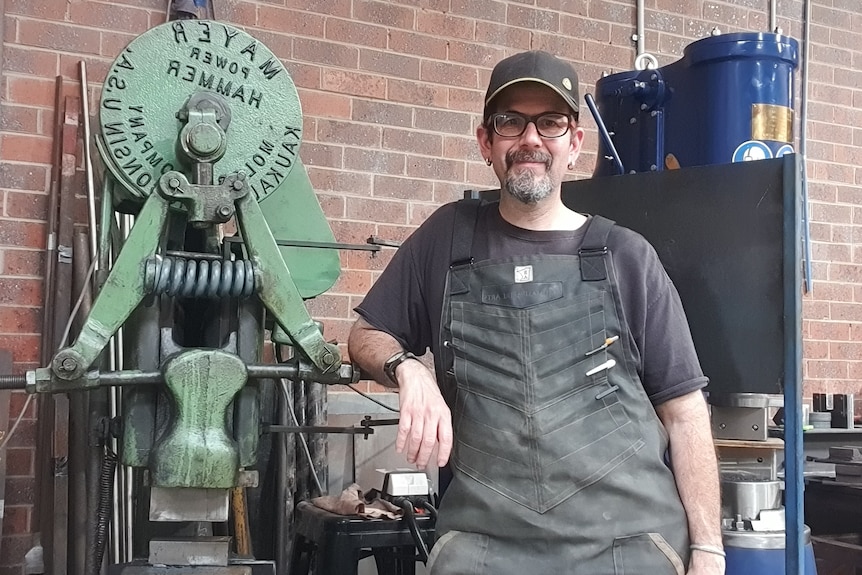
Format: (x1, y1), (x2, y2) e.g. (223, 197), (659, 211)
(394, 359), (453, 468)
(346, 318), (453, 468)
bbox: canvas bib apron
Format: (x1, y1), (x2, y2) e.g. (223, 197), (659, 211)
(428, 202), (690, 575)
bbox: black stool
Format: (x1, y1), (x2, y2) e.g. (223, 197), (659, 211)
(289, 500), (435, 575)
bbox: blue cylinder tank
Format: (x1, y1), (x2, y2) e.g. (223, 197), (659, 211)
(593, 32), (799, 177)
(724, 526), (817, 575)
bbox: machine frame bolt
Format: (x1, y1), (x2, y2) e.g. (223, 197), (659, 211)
(217, 205), (233, 218)
(53, 350), (85, 381)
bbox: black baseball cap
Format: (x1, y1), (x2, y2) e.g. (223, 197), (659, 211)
(484, 50), (580, 119)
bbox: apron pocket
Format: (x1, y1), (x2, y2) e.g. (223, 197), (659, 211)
(427, 530), (489, 575)
(449, 292), (608, 409)
(613, 533), (685, 575)
(454, 375), (644, 513)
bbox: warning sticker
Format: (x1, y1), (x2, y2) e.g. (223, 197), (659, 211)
(732, 141), (773, 163)
(776, 144), (795, 157)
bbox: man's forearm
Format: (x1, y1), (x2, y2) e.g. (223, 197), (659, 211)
(348, 316), (454, 467)
(347, 316), (405, 387)
(656, 391), (723, 549)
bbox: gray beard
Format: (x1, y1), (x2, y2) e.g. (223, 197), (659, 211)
(504, 169), (553, 205)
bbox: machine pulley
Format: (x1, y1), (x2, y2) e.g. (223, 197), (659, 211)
(98, 19), (302, 202)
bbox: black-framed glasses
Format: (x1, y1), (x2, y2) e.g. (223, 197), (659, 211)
(490, 112), (571, 138)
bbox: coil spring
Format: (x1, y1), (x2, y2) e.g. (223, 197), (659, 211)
(144, 255), (256, 298)
(92, 448), (117, 575)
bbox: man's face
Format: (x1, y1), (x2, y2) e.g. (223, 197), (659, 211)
(477, 83), (584, 205)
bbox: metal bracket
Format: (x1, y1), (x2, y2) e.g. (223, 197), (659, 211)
(234, 193), (341, 373)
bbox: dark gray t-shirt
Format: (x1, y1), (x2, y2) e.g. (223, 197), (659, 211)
(355, 201), (707, 405)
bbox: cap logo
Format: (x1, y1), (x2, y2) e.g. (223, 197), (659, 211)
(562, 78), (572, 91)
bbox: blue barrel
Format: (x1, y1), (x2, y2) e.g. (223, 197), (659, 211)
(593, 32), (799, 177)
(724, 527), (817, 575)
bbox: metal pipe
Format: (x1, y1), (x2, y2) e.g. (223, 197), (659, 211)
(85, 283), (111, 575)
(28, 360), (358, 392)
(72, 231), (94, 325)
(585, 94), (625, 175)
(69, 231), (92, 575)
(769, 0), (778, 33)
(276, 378), (296, 573)
(110, 376), (123, 565)
(111, 212), (132, 565)
(98, 177), (114, 284)
(632, 0), (657, 69)
(307, 377), (328, 495)
(36, 93), (79, 565)
(293, 380), (312, 502)
(799, 0), (812, 294)
(41, 76), (64, 366)
(783, 153), (804, 575)
(79, 61), (99, 275)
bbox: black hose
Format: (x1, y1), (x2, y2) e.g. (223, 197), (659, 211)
(0, 375), (27, 389)
(420, 499), (438, 522)
(393, 497), (430, 564)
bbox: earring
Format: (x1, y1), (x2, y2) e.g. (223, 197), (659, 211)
(485, 158), (492, 166)
(567, 160), (575, 170)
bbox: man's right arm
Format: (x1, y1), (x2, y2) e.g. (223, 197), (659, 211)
(348, 317), (453, 468)
(347, 316), (406, 387)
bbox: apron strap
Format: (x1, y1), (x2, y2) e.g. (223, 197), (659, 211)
(450, 198), (483, 267)
(578, 215), (616, 281)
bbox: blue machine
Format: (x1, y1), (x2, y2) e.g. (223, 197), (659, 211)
(590, 31), (814, 575)
(592, 32), (799, 176)
(724, 528), (817, 575)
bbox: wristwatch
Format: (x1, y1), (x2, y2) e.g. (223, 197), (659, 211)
(383, 350), (417, 385)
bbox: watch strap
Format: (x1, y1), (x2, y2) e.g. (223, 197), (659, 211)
(383, 350), (417, 385)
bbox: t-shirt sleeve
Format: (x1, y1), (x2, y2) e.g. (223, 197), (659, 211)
(353, 204), (455, 355)
(640, 281), (709, 404)
(610, 227), (708, 405)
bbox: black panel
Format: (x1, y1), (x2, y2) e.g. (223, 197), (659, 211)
(561, 158), (792, 394)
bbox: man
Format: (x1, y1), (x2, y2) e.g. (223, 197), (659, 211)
(348, 51), (724, 574)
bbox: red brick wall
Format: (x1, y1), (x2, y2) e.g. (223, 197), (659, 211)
(1, 0), (859, 571)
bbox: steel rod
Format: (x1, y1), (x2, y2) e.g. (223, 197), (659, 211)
(799, 0), (812, 293)
(276, 378), (296, 573)
(41, 76), (64, 366)
(636, 0), (645, 56)
(79, 61), (99, 275)
(585, 94), (625, 175)
(783, 154), (804, 575)
(769, 0), (778, 32)
(69, 231), (92, 575)
(0, 375), (26, 389)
